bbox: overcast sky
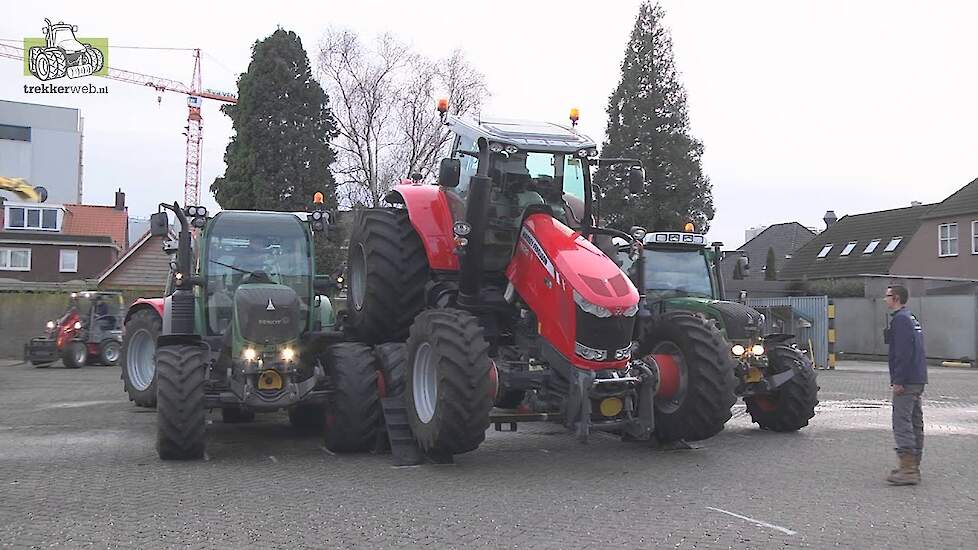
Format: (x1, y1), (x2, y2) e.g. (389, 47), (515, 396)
(4, 1), (977, 248)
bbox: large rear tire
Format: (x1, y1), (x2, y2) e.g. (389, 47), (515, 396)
(322, 343), (382, 452)
(405, 309), (493, 456)
(374, 342), (407, 398)
(639, 312), (737, 442)
(121, 309), (160, 407)
(156, 344), (207, 460)
(745, 346), (819, 432)
(346, 209), (428, 343)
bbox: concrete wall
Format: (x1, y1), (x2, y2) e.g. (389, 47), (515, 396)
(0, 100), (82, 205)
(835, 296), (978, 361)
(0, 290), (153, 358)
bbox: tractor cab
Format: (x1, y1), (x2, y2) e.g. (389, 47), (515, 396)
(200, 211), (315, 340)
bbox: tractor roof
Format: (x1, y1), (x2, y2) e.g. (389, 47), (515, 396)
(447, 115), (597, 154)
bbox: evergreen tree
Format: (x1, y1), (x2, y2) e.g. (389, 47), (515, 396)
(211, 29), (341, 272)
(765, 247), (778, 280)
(596, 2), (714, 232)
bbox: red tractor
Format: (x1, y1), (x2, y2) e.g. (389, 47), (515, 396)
(25, 291), (123, 368)
(349, 104), (736, 460)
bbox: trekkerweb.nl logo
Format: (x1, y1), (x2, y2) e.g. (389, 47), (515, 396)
(22, 18), (108, 94)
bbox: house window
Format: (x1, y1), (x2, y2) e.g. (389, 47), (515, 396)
(939, 223), (958, 257)
(840, 241), (858, 256)
(864, 239), (881, 254)
(4, 206), (60, 231)
(972, 221), (977, 254)
(0, 248), (31, 271)
(59, 249), (78, 273)
(817, 244), (833, 258)
(883, 236), (902, 252)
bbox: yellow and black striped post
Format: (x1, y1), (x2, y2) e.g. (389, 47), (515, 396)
(827, 299), (836, 369)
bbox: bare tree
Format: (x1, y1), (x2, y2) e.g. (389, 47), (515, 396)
(318, 30), (488, 207)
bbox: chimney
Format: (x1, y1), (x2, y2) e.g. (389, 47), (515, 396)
(114, 189), (125, 210)
(823, 210), (837, 228)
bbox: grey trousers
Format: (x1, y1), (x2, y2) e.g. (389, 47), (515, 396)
(892, 384), (924, 457)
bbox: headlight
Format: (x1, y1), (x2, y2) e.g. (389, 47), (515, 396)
(489, 142), (505, 153)
(453, 221), (471, 236)
(731, 344), (745, 357)
(750, 344), (765, 356)
(243, 348), (257, 361)
(46, 321), (55, 330)
(573, 290), (638, 318)
(281, 347), (295, 362)
(73, 321), (82, 330)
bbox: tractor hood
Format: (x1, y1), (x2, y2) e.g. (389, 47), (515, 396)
(234, 284), (302, 344)
(662, 297), (764, 341)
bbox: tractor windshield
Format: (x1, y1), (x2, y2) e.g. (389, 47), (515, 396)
(453, 135), (586, 199)
(203, 212), (311, 334)
(641, 248), (715, 300)
(50, 27), (82, 50)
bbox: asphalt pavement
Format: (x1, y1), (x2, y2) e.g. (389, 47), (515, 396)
(0, 359), (975, 549)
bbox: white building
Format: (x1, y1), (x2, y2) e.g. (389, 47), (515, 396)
(0, 100), (82, 205)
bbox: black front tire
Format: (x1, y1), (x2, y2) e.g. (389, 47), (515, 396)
(346, 209), (429, 344)
(745, 346), (819, 432)
(405, 309), (493, 456)
(62, 341), (87, 369)
(639, 312), (737, 442)
(322, 343), (382, 452)
(99, 339), (121, 366)
(156, 344), (207, 460)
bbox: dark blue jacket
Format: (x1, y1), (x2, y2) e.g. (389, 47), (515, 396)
(887, 307), (927, 385)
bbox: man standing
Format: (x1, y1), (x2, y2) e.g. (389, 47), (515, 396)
(884, 285), (927, 485)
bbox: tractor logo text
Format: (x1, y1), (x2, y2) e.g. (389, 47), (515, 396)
(24, 19), (108, 81)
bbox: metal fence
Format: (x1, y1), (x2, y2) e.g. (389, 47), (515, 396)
(747, 296), (830, 369)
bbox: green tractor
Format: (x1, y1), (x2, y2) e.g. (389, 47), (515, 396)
(146, 201), (382, 460)
(618, 227), (819, 432)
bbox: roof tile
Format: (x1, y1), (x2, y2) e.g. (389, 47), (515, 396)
(62, 204), (128, 249)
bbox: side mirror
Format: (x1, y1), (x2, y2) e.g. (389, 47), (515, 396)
(150, 212), (169, 237)
(438, 158), (461, 188)
(628, 167), (645, 194)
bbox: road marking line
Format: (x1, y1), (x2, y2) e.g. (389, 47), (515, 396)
(320, 445), (336, 456)
(706, 507), (797, 536)
(268, 455), (278, 463)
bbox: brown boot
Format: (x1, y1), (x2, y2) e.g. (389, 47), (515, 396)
(887, 453), (920, 485)
(890, 454), (922, 476)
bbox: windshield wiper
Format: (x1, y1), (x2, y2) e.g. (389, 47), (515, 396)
(209, 259), (253, 275)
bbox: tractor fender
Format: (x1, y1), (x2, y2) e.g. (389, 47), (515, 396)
(125, 298), (164, 326)
(385, 184), (460, 271)
(506, 213), (639, 371)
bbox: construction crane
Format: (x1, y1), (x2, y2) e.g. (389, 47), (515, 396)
(0, 43), (236, 206)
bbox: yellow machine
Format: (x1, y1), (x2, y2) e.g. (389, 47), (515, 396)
(0, 177), (48, 202)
